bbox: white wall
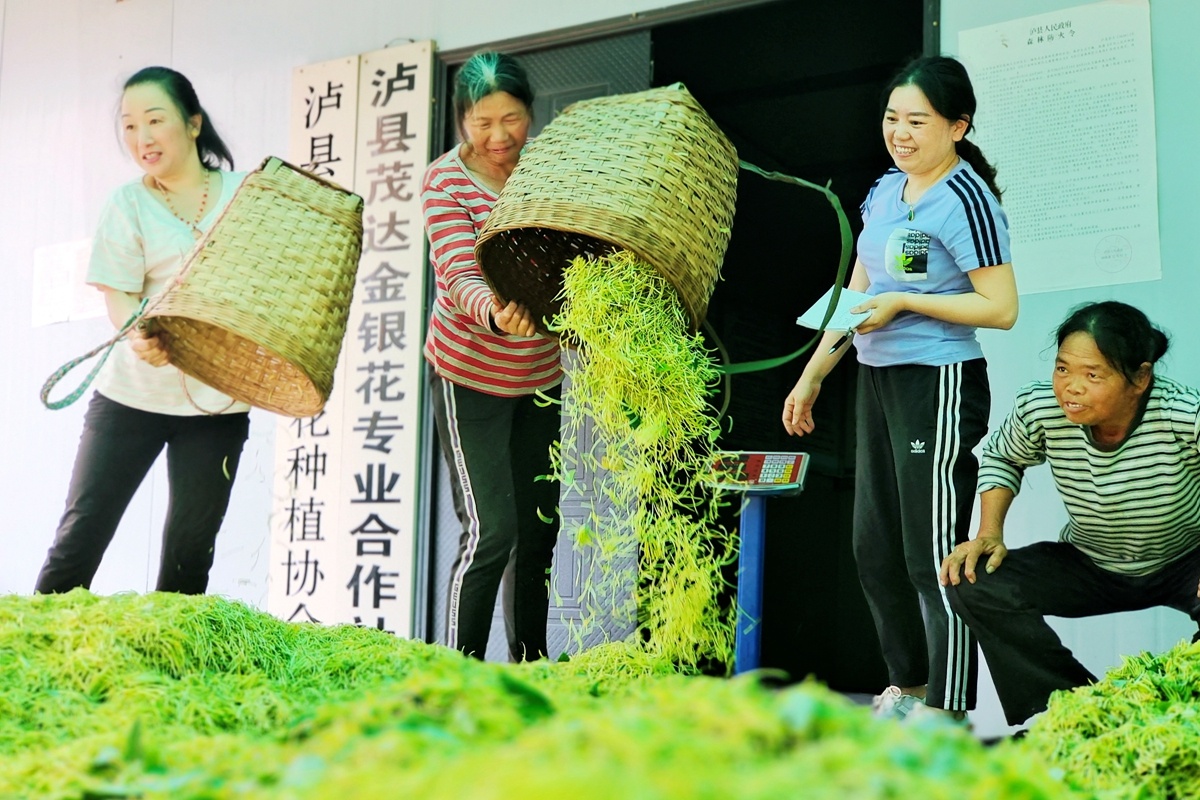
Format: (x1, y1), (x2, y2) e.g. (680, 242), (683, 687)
(0, 0), (681, 600)
(941, 0), (1200, 735)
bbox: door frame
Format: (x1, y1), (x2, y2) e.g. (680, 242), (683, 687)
(411, 0), (941, 641)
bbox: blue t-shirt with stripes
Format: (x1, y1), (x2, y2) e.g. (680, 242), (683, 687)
(853, 162), (1011, 368)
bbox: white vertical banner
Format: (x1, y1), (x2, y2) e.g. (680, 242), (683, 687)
(340, 41), (434, 637)
(289, 56), (361, 190)
(269, 56), (361, 626)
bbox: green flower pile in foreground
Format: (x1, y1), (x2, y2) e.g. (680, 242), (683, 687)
(548, 250), (735, 669)
(0, 591), (1079, 799)
(1023, 639), (1200, 799)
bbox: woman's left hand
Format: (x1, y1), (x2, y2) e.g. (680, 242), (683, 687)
(850, 292), (907, 334)
(492, 300), (539, 337)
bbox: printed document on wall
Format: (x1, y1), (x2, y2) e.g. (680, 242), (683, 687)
(959, 0), (1159, 294)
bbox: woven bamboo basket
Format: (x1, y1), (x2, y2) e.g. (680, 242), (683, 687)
(475, 83), (738, 334)
(147, 156), (363, 417)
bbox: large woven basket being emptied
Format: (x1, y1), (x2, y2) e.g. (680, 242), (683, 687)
(147, 157), (363, 417)
(475, 83), (738, 335)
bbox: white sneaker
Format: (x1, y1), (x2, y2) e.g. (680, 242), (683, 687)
(872, 686), (923, 720)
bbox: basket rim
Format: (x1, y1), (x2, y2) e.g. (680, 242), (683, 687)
(477, 227), (712, 332)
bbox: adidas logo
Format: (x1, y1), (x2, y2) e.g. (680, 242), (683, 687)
(910, 439), (926, 455)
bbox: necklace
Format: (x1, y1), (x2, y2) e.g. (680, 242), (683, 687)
(903, 157), (959, 222)
(156, 171), (211, 238)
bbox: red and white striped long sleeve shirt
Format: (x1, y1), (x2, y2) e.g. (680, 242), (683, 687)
(421, 148), (562, 396)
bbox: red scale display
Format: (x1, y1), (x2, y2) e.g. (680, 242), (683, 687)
(711, 451), (809, 490)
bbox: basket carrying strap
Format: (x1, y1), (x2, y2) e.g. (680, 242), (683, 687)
(39, 299), (148, 410)
(716, 160), (854, 375)
(176, 372), (236, 416)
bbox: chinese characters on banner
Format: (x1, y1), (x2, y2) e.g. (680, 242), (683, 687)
(959, 1), (1160, 294)
(270, 43), (433, 636)
(291, 57), (360, 190)
(343, 42), (433, 635)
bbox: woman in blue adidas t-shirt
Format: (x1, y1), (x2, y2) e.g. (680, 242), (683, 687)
(783, 56), (1018, 721)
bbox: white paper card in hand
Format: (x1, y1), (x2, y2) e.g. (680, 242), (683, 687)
(796, 285), (873, 332)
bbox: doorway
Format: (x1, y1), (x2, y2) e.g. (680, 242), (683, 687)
(426, 32), (653, 662)
(423, 0), (927, 691)
(652, 0), (925, 691)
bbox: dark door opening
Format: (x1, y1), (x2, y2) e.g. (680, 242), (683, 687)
(425, 0), (928, 692)
(648, 0), (925, 692)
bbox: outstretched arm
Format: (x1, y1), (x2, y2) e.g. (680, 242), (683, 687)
(783, 259), (869, 436)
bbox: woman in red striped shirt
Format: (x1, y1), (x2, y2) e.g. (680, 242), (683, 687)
(422, 51), (562, 661)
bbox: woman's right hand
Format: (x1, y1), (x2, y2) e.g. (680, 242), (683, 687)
(127, 326), (170, 367)
(783, 376), (821, 436)
(939, 535), (1008, 587)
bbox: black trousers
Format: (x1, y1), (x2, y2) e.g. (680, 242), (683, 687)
(949, 540), (1200, 725)
(853, 359), (989, 711)
(431, 374), (561, 661)
(36, 392), (250, 595)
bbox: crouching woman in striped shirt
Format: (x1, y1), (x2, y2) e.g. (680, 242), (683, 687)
(422, 51), (562, 661)
(940, 301), (1200, 725)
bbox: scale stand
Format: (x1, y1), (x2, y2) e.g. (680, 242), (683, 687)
(710, 451), (811, 675)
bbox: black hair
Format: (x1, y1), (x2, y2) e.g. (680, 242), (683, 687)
(1056, 301), (1170, 384)
(123, 66), (234, 171)
(882, 55), (1001, 200)
(452, 51), (534, 138)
